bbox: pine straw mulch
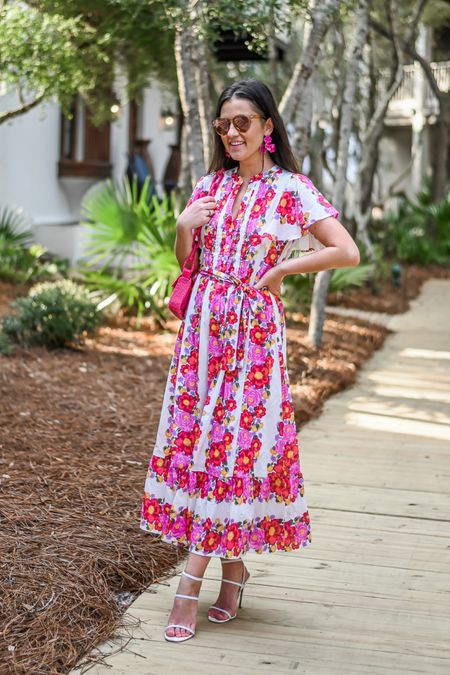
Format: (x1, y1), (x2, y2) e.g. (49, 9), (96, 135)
(1, 264), (436, 674)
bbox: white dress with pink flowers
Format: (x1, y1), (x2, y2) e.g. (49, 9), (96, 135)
(140, 164), (339, 558)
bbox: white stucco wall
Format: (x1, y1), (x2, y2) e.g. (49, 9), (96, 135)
(0, 82), (177, 265)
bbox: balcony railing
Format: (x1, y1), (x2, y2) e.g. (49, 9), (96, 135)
(384, 61), (450, 122)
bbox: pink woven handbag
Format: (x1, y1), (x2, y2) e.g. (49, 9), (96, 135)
(168, 170), (224, 320)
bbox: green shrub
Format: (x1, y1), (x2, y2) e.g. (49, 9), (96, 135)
(0, 331), (13, 355)
(372, 184), (450, 266)
(2, 279), (104, 348)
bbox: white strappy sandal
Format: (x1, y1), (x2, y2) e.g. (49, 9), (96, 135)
(207, 558), (250, 624)
(164, 570), (203, 643)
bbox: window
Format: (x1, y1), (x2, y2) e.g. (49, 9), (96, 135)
(58, 96), (111, 178)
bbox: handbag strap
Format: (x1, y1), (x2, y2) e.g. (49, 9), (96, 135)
(181, 168), (225, 275)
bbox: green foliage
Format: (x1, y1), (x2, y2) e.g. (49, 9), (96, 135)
(0, 331), (13, 356)
(0, 206), (69, 283)
(0, 1), (176, 125)
(0, 206), (33, 248)
(373, 185), (450, 266)
(0, 4), (114, 121)
(329, 264), (376, 291)
(80, 177), (180, 323)
(2, 280), (104, 349)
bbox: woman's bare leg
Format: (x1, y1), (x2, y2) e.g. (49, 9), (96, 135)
(165, 552), (212, 639)
(207, 558), (250, 622)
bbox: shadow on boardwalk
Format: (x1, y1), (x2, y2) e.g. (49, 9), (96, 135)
(73, 279), (450, 675)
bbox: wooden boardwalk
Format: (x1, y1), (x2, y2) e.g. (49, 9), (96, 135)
(72, 279), (450, 675)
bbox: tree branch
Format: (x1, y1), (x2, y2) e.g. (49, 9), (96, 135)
(0, 92), (45, 125)
(370, 7), (444, 103)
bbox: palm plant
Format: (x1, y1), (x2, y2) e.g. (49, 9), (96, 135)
(80, 177), (180, 324)
(0, 206), (33, 247)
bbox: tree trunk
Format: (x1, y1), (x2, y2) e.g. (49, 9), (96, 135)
(432, 96), (450, 202)
(174, 0), (212, 188)
(308, 0), (370, 349)
(279, 0), (342, 125)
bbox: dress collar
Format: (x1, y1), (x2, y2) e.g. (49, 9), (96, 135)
(230, 164), (280, 184)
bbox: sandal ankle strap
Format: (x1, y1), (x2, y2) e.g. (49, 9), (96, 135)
(182, 570), (203, 581)
(175, 593), (199, 601)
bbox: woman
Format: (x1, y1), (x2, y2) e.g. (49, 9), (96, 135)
(140, 79), (360, 642)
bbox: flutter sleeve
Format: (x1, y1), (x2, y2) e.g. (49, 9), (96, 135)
(185, 172), (215, 207)
(283, 173), (340, 254)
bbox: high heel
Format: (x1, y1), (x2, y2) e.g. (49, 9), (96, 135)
(164, 570), (203, 642)
(208, 558), (250, 623)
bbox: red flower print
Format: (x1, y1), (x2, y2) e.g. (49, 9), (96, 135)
(269, 467), (290, 501)
(251, 198), (268, 218)
(210, 317), (221, 335)
(225, 398), (237, 412)
(223, 344), (235, 363)
(151, 456), (167, 476)
(266, 354), (274, 369)
(276, 191), (295, 218)
(225, 522), (241, 552)
(142, 497), (160, 523)
(248, 364), (270, 388)
(249, 232), (262, 247)
(187, 352), (198, 369)
(234, 477), (245, 496)
(206, 441), (227, 466)
(208, 356), (220, 380)
(239, 409), (254, 430)
(228, 310), (238, 324)
(282, 400), (293, 420)
(225, 367), (238, 382)
(175, 430), (196, 454)
(223, 431), (233, 447)
(267, 321), (276, 334)
(284, 522), (296, 547)
(202, 529), (221, 553)
(178, 392), (196, 413)
(213, 480), (228, 501)
(262, 517), (283, 546)
(254, 403), (266, 418)
(284, 441), (299, 465)
(235, 449), (255, 473)
(265, 187), (276, 202)
(250, 326), (268, 345)
(223, 215), (234, 234)
(250, 437), (262, 454)
(213, 402), (226, 423)
(264, 245), (278, 266)
(204, 232), (213, 250)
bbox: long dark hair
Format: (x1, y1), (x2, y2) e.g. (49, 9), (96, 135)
(208, 79), (300, 174)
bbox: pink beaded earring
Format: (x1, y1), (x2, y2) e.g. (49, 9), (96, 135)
(225, 150), (231, 158)
(260, 134), (276, 154)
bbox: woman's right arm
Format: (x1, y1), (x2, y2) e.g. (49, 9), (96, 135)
(175, 195), (217, 269)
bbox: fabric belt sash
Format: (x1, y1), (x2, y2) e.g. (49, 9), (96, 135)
(198, 267), (270, 372)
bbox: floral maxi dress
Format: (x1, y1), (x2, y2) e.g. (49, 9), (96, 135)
(140, 164), (339, 558)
